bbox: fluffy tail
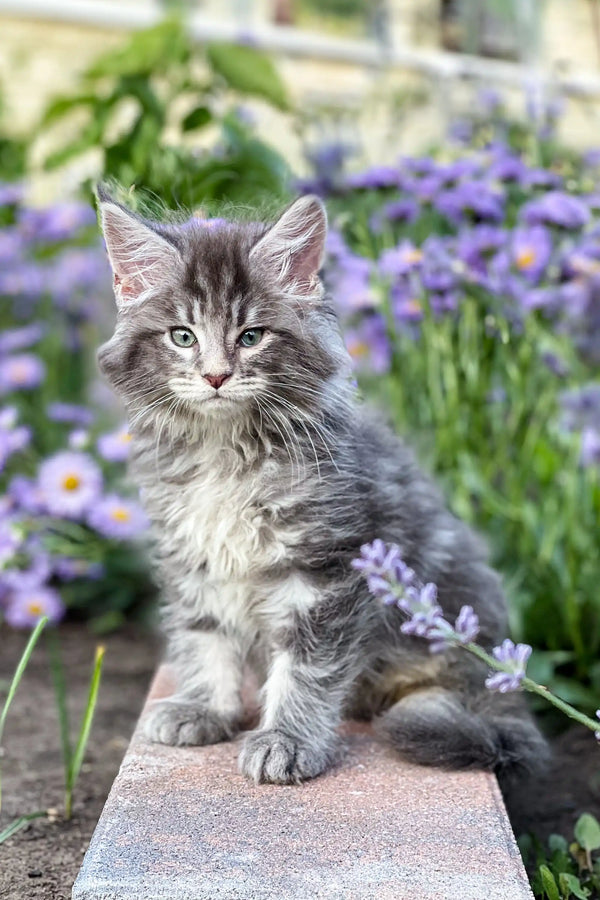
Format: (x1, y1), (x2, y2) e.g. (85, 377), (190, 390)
(376, 687), (549, 780)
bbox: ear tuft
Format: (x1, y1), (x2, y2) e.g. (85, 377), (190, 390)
(98, 200), (182, 307)
(250, 196), (327, 298)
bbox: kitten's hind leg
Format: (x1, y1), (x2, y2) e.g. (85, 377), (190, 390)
(144, 626), (244, 747)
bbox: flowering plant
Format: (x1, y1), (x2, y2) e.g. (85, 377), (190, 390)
(0, 187), (153, 631)
(302, 123), (600, 708)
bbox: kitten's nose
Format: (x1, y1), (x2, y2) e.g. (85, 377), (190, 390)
(203, 373), (232, 390)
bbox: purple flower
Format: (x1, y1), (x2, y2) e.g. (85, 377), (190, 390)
(454, 605), (480, 644)
(345, 166), (400, 190)
(511, 226), (553, 283)
(580, 427), (600, 466)
(0, 354), (46, 392)
(0, 323), (45, 355)
(521, 192), (590, 230)
(0, 183), (24, 207)
(87, 494), (149, 539)
(1, 549), (51, 593)
(379, 241), (423, 279)
(344, 315), (391, 375)
(37, 451), (102, 518)
(485, 639), (532, 692)
(52, 557), (105, 581)
(381, 198), (419, 224)
(47, 402), (95, 427)
(435, 181), (505, 225)
(8, 475), (46, 514)
(96, 426), (132, 462)
(18, 203), (96, 243)
(4, 586), (65, 628)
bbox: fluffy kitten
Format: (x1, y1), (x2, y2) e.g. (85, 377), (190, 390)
(97, 190), (546, 785)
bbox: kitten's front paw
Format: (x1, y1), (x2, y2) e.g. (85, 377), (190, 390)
(238, 729), (334, 785)
(143, 699), (238, 747)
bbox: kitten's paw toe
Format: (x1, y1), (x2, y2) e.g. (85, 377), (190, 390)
(143, 699), (237, 747)
(238, 729), (333, 784)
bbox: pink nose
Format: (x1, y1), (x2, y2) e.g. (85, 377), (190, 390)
(203, 373), (231, 390)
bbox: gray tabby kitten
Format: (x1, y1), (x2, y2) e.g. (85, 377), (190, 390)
(97, 190), (546, 785)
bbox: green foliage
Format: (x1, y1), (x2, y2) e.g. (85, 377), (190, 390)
(521, 814), (600, 899)
(36, 19), (292, 208)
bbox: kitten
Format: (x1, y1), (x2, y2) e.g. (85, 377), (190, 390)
(97, 190), (547, 785)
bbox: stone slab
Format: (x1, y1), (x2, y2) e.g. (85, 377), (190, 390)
(72, 665), (533, 900)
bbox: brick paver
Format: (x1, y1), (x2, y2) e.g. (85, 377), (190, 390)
(72, 666), (533, 900)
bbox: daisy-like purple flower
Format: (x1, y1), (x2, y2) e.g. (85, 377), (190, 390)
(485, 639), (532, 692)
(345, 165), (400, 190)
(8, 475), (46, 514)
(0, 323), (45, 355)
(521, 192), (590, 230)
(379, 241), (423, 279)
(47, 402), (95, 427)
(19, 202), (96, 244)
(4, 586), (65, 628)
(0, 354), (46, 392)
(37, 451), (102, 518)
(435, 181), (505, 225)
(511, 226), (553, 283)
(87, 494), (149, 540)
(96, 426), (133, 462)
(344, 315), (391, 375)
(0, 518), (21, 567)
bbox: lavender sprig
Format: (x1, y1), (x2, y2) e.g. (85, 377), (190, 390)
(354, 540), (600, 742)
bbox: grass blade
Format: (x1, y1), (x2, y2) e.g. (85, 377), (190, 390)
(0, 617), (48, 815)
(65, 645), (105, 819)
(0, 810), (47, 845)
(46, 630), (72, 779)
(0, 617), (48, 744)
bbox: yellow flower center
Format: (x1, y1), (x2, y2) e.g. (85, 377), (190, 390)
(111, 508), (131, 522)
(404, 299), (422, 315)
(63, 474), (81, 491)
(347, 341), (369, 359)
(27, 602), (43, 616)
(10, 364), (30, 383)
(516, 248), (536, 270)
(120, 433), (132, 444)
(404, 249), (424, 264)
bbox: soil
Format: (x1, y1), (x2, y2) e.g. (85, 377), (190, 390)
(0, 623), (599, 899)
(0, 624), (159, 900)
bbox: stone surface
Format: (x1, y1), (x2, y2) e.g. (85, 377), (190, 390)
(72, 666), (533, 900)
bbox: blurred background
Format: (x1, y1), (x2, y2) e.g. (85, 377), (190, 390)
(1, 3), (600, 895)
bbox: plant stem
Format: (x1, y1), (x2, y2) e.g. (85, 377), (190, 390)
(463, 641), (600, 735)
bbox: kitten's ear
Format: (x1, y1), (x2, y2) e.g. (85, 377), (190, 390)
(250, 195), (327, 298)
(98, 197), (182, 307)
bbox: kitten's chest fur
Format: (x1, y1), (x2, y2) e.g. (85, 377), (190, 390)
(136, 439), (303, 585)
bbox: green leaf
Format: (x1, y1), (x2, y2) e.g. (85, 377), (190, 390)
(182, 105), (212, 131)
(65, 645), (105, 819)
(206, 42), (289, 110)
(85, 19), (188, 80)
(539, 865), (560, 900)
(39, 93), (98, 127)
(574, 815), (600, 853)
(548, 834), (569, 855)
(559, 872), (590, 900)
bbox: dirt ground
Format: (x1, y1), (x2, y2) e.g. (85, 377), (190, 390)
(0, 624), (159, 900)
(0, 623), (599, 900)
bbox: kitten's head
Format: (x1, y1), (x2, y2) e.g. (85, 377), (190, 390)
(97, 192), (351, 433)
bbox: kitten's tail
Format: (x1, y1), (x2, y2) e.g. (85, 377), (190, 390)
(376, 686), (548, 780)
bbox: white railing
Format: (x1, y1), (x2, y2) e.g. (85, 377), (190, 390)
(2, 0), (600, 99)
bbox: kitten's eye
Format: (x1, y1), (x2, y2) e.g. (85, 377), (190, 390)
(170, 327), (197, 348)
(239, 328), (264, 348)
